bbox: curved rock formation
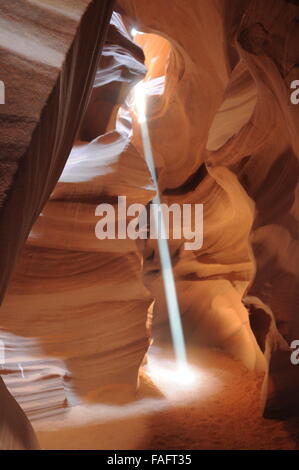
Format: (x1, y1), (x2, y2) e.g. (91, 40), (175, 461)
(0, 377), (38, 450)
(0, 0), (114, 449)
(117, 0), (299, 417)
(0, 11), (154, 420)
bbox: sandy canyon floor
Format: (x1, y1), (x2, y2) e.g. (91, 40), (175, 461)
(30, 346), (299, 450)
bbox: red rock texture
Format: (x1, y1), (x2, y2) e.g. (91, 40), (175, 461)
(0, 0), (114, 450)
(117, 0), (299, 418)
(1, 0), (299, 450)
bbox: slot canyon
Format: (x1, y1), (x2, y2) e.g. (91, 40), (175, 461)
(0, 0), (299, 451)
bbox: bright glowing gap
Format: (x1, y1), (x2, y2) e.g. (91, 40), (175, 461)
(131, 28), (138, 38)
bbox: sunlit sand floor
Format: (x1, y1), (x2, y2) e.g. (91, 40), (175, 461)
(34, 346), (299, 450)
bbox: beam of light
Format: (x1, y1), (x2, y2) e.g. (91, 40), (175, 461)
(134, 82), (146, 124)
(134, 82), (193, 381)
